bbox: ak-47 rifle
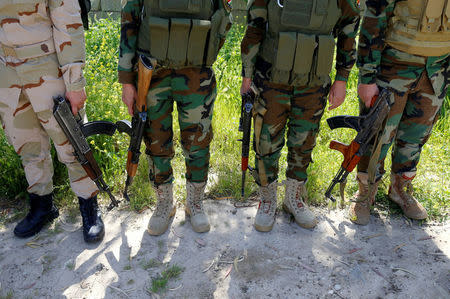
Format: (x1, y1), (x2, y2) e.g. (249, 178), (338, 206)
(116, 54), (154, 201)
(238, 85), (258, 199)
(53, 96), (119, 210)
(325, 89), (393, 202)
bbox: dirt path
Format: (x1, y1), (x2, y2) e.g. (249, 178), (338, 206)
(0, 200), (448, 298)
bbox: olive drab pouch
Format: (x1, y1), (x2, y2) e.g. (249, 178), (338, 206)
(272, 32), (297, 85)
(148, 17), (170, 62)
(311, 35), (335, 86)
(159, 0), (202, 13)
(205, 8), (230, 65)
(187, 20), (211, 66)
(167, 19), (191, 66)
(419, 0), (446, 32)
(291, 33), (316, 86)
(444, 0), (450, 31)
(281, 0), (335, 30)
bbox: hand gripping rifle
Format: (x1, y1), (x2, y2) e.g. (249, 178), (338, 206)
(325, 89), (393, 202)
(238, 85), (258, 199)
(53, 96), (120, 210)
(116, 55), (153, 201)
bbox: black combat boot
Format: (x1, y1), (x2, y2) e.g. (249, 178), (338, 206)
(78, 196), (105, 243)
(14, 193), (59, 238)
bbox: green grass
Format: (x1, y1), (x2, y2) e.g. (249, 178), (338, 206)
(150, 264), (184, 294)
(0, 18), (448, 221)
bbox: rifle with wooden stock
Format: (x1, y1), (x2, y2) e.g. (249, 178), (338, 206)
(325, 89), (393, 202)
(116, 55), (154, 201)
(53, 96), (119, 210)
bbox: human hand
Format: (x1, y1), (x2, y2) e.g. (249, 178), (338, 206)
(358, 83), (379, 108)
(65, 89), (87, 115)
(122, 84), (138, 116)
(240, 77), (252, 95)
(328, 80), (347, 110)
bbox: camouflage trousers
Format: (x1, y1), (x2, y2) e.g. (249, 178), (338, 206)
(143, 67), (216, 187)
(252, 78), (329, 186)
(0, 54), (98, 198)
(358, 47), (449, 179)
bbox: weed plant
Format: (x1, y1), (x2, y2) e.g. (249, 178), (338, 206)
(0, 18), (448, 220)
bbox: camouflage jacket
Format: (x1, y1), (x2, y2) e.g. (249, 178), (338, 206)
(357, 0), (450, 93)
(240, 0), (361, 82)
(0, 0), (87, 92)
(118, 0), (231, 84)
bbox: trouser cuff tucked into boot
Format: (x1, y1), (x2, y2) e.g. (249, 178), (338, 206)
(388, 172), (427, 220)
(14, 193), (59, 238)
(185, 181), (210, 233)
(148, 183), (176, 236)
(79, 196), (105, 243)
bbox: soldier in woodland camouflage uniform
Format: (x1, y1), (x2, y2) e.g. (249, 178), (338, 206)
(241, 0), (360, 232)
(0, 0), (105, 243)
(119, 0), (231, 235)
(351, 0), (450, 225)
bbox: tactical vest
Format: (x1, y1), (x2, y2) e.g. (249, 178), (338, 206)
(259, 0), (341, 86)
(386, 0), (450, 57)
(138, 0), (230, 68)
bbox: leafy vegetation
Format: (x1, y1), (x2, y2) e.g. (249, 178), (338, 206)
(0, 17), (448, 220)
(150, 264), (184, 294)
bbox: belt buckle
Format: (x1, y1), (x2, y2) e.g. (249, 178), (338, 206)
(2, 45), (17, 58)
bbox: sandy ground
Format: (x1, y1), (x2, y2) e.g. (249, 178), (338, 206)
(0, 199), (448, 299)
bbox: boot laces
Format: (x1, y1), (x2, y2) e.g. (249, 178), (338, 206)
(285, 180), (306, 212)
(187, 184), (205, 216)
(154, 187), (172, 217)
(258, 185), (276, 215)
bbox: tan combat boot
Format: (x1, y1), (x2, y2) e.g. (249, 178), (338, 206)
(254, 181), (278, 232)
(282, 178), (317, 229)
(185, 181), (210, 233)
(388, 173), (428, 220)
(349, 172), (379, 225)
(148, 183), (176, 236)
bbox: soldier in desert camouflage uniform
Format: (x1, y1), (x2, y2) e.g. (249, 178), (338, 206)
(351, 0), (450, 225)
(240, 0), (360, 232)
(0, 0), (105, 243)
(119, 0), (231, 235)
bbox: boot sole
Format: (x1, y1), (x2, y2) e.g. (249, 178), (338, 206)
(254, 222), (274, 232)
(148, 206), (176, 236)
(185, 208), (211, 233)
(282, 203), (317, 229)
(84, 228), (105, 243)
(14, 208), (60, 238)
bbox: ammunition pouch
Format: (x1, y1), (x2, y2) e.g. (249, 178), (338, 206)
(271, 32), (334, 86)
(138, 9), (229, 68)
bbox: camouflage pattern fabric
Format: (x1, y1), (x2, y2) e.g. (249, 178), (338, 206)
(143, 67), (216, 187)
(357, 1), (450, 179)
(241, 0), (361, 82)
(0, 0), (98, 198)
(252, 79), (329, 185)
(241, 0), (360, 186)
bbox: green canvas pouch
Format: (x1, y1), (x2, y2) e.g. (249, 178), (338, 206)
(167, 18), (191, 67)
(148, 17), (169, 62)
(312, 35), (335, 85)
(187, 19), (211, 66)
(272, 32), (297, 85)
(159, 0), (201, 13)
(206, 9), (230, 66)
(291, 33), (316, 86)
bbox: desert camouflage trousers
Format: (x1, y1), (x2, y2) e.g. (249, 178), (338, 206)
(252, 77), (329, 186)
(358, 47), (450, 179)
(143, 67), (216, 187)
(0, 54), (98, 198)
